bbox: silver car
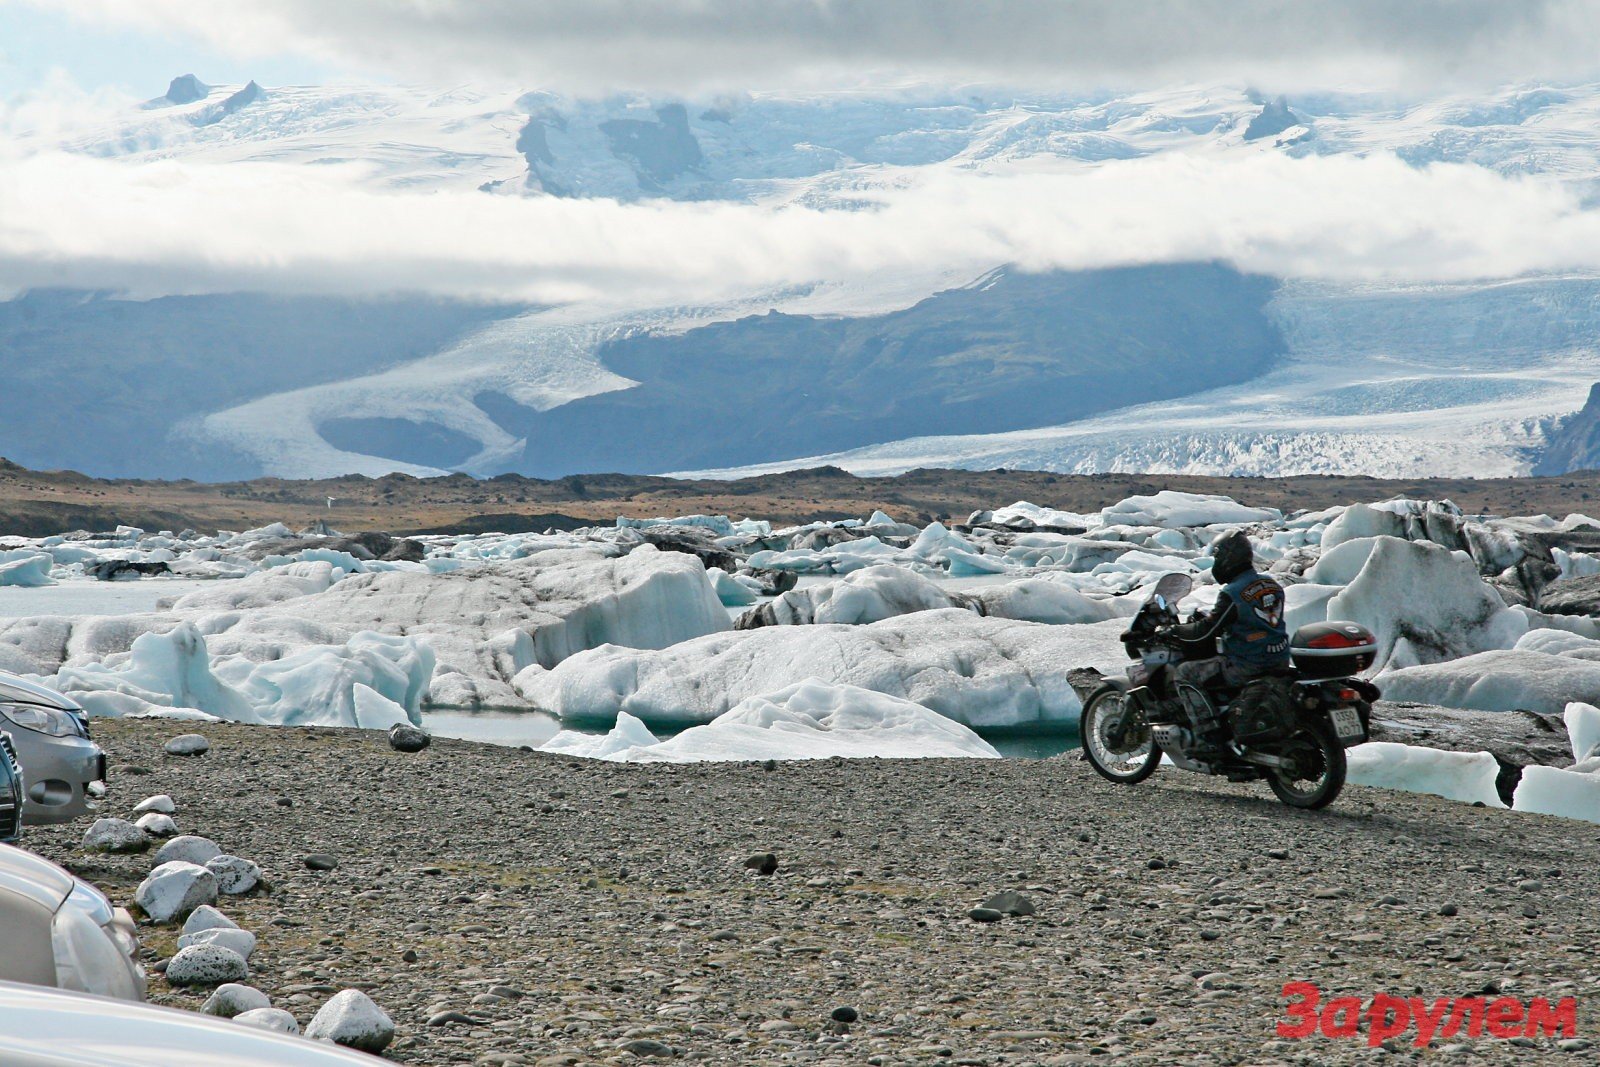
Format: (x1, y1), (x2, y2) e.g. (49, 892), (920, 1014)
(0, 672), (106, 826)
(0, 843), (144, 1001)
(0, 981), (382, 1066)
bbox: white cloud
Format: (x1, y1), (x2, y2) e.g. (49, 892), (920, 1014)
(25, 0), (1600, 94)
(5, 146), (1600, 309)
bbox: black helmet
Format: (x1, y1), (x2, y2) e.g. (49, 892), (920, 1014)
(1210, 530), (1255, 584)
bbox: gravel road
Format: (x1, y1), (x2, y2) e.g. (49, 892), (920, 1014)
(26, 719), (1600, 1065)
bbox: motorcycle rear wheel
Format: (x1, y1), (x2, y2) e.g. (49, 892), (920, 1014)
(1267, 719), (1346, 809)
(1081, 687), (1162, 785)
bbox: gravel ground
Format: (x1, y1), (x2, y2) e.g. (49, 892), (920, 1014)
(26, 719), (1600, 1065)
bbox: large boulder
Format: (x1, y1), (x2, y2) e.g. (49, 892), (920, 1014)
(200, 983), (271, 1019)
(1537, 574), (1600, 616)
(304, 989), (395, 1053)
(166, 943), (249, 987)
(154, 835), (222, 868)
(83, 818), (150, 854)
(135, 862), (218, 923)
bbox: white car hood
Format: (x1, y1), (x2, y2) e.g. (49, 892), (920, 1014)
(0, 844), (73, 912)
(0, 982), (380, 1066)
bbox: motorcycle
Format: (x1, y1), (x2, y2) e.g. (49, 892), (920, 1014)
(1080, 572), (1380, 809)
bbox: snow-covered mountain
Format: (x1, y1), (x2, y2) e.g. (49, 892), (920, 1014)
(10, 76), (1600, 480)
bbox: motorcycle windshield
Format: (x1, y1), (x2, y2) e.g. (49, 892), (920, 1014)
(1147, 572), (1193, 608)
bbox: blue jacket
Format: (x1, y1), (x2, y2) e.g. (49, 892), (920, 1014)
(1177, 569), (1291, 670)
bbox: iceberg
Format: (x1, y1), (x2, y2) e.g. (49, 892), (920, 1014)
(517, 609), (1124, 730)
(1327, 537), (1526, 671)
(1379, 649), (1600, 715)
(1100, 491), (1280, 530)
(1346, 742), (1506, 807)
(0, 551), (56, 587)
(1512, 765), (1600, 823)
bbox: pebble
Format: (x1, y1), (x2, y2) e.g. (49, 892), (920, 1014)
(303, 853), (339, 871)
(206, 854), (262, 895)
(830, 1006), (860, 1023)
(968, 908), (1004, 923)
(388, 723), (431, 753)
(743, 852), (778, 875)
(131, 794), (176, 816)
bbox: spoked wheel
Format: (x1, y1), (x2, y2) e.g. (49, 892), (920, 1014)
(1080, 686), (1162, 784)
(1267, 720), (1347, 809)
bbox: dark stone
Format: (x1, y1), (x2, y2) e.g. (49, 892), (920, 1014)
(382, 539), (426, 563)
(85, 559), (171, 581)
(1368, 701), (1572, 805)
(968, 907), (1005, 923)
(303, 854), (339, 871)
(633, 526), (738, 572)
(388, 723), (431, 753)
(745, 568), (799, 597)
(164, 74), (210, 105)
(830, 1006), (859, 1023)
(979, 891), (1036, 917)
(1537, 573), (1600, 616)
(742, 853), (778, 876)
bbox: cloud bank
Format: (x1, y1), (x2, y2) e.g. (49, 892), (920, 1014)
(6, 148), (1600, 309)
(31, 0), (1600, 94)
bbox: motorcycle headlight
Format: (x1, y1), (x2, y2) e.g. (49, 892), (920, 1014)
(0, 703), (84, 738)
(51, 880), (146, 1002)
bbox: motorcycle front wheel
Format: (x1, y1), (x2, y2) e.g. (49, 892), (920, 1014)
(1267, 719), (1346, 809)
(1080, 686), (1162, 785)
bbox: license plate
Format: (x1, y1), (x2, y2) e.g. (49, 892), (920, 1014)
(1329, 706), (1364, 741)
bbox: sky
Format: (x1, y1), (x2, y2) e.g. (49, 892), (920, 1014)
(10, 1), (1600, 97)
(9, 1), (1600, 309)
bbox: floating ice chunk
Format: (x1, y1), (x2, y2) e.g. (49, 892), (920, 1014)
(988, 501), (1097, 529)
(973, 580), (1119, 624)
(231, 523), (294, 543)
(1305, 537), (1379, 585)
(705, 567), (759, 607)
(1319, 504), (1405, 549)
(1380, 649), (1600, 715)
(519, 610), (1121, 730)
(1284, 583), (1340, 632)
(1328, 537), (1525, 671)
(541, 711), (662, 759)
(1100, 491), (1280, 529)
(753, 566), (958, 626)
(1568, 702), (1600, 762)
(1512, 765), (1600, 823)
(0, 551), (56, 587)
(632, 680), (1001, 762)
(617, 514), (736, 536)
(1346, 742), (1505, 807)
(260, 548), (368, 574)
(57, 622), (258, 721)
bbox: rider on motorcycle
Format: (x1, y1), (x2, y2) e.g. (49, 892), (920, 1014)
(1167, 530), (1291, 709)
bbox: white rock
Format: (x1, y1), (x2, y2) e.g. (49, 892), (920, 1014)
(165, 943), (248, 986)
(205, 854), (262, 895)
(135, 861), (218, 923)
(1346, 742), (1506, 807)
(182, 904), (239, 936)
(163, 732), (212, 756)
(200, 982), (271, 1018)
(131, 794), (176, 815)
(304, 989), (395, 1053)
(179, 926), (257, 961)
(82, 817), (150, 854)
(135, 812), (179, 838)
(153, 835), (223, 867)
(233, 1007), (300, 1034)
